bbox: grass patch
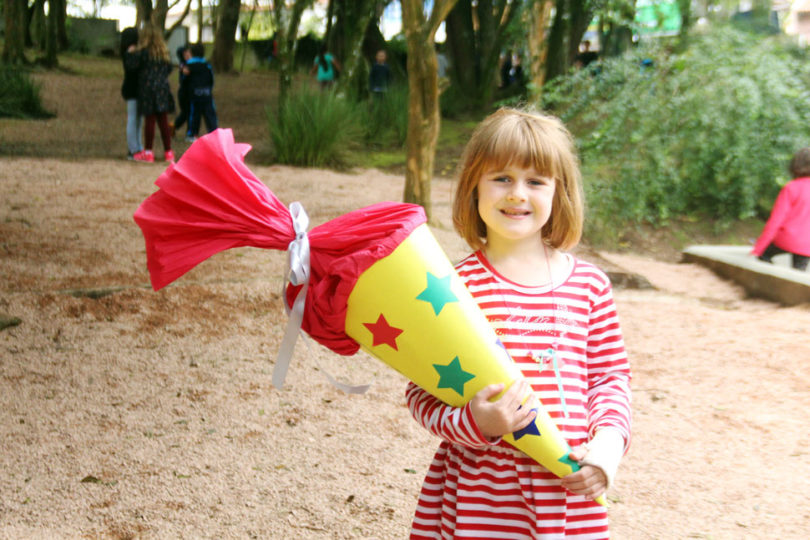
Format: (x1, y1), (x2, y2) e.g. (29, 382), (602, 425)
(0, 68), (54, 119)
(267, 90), (363, 168)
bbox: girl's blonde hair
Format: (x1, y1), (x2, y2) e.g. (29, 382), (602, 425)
(452, 107), (584, 251)
(138, 22), (170, 63)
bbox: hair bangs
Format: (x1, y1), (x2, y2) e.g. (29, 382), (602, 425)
(481, 115), (563, 179)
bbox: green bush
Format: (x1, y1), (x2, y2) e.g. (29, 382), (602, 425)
(0, 68), (53, 119)
(267, 90), (363, 168)
(541, 26), (810, 228)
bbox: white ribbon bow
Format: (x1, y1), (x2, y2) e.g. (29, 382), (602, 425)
(272, 202), (370, 394)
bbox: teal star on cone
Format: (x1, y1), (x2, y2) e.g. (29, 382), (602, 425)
(416, 272), (458, 316)
(433, 356), (475, 397)
(558, 452), (580, 472)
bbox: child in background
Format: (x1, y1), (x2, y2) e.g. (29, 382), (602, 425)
(120, 26), (142, 160)
(311, 45), (341, 89)
(185, 43), (219, 141)
(126, 23), (175, 163)
(172, 45), (191, 139)
(368, 49), (391, 98)
(751, 147), (810, 271)
(407, 107), (632, 539)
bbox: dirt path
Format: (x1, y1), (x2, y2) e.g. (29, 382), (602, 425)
(2, 157), (809, 539)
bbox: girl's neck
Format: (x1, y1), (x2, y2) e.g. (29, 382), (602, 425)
(482, 239), (566, 287)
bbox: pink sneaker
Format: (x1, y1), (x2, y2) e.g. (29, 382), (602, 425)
(132, 150), (154, 163)
(164, 150), (175, 163)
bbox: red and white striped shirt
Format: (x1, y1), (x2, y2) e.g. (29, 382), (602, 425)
(408, 251), (631, 539)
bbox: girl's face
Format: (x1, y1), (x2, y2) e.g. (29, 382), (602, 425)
(476, 163), (555, 249)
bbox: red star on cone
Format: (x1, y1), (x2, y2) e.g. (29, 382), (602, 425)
(363, 314), (404, 350)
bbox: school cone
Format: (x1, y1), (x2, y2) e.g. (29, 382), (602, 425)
(133, 129), (604, 505)
(344, 224), (606, 505)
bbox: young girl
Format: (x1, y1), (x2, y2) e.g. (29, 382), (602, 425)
(407, 108), (632, 539)
(751, 147), (810, 271)
(126, 23), (175, 163)
(311, 45), (341, 89)
(120, 26), (143, 160)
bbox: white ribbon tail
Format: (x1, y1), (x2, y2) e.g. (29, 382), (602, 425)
(271, 201), (371, 394)
(272, 202), (310, 390)
(273, 280), (307, 390)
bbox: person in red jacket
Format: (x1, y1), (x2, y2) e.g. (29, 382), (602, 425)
(752, 148), (810, 271)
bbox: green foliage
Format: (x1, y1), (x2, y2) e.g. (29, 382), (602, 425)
(0, 68), (53, 119)
(268, 83), (411, 168)
(362, 84), (409, 147)
(541, 26), (810, 229)
(267, 89), (364, 168)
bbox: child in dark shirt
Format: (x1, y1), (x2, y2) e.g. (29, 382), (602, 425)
(369, 49), (391, 99)
(185, 43), (219, 140)
(173, 45), (191, 139)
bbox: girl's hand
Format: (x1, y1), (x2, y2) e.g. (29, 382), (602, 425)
(560, 445), (608, 500)
(469, 380), (536, 440)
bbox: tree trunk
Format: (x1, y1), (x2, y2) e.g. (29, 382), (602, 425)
(401, 0), (458, 219)
(543, 0), (568, 83)
(211, 0), (241, 72)
(197, 0), (204, 42)
(136, 0), (153, 27)
(443, 0), (520, 110)
(444, 1), (476, 99)
(166, 0), (194, 40)
(325, 0), (336, 48)
(2, 0), (28, 64)
(273, 0), (312, 107)
(335, 0), (378, 99)
(54, 0), (67, 50)
(239, 0), (259, 71)
(527, 0), (553, 100)
(152, 0), (169, 30)
(43, 0), (59, 67)
(566, 0), (593, 66)
(30, 0), (47, 50)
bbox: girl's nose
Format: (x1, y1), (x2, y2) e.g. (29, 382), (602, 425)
(506, 181), (527, 201)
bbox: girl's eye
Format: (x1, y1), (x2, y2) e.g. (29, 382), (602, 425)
(493, 176), (511, 183)
(529, 177), (553, 187)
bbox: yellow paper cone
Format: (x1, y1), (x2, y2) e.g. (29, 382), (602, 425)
(345, 224), (606, 506)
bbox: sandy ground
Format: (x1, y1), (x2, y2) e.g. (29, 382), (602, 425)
(2, 156), (810, 539)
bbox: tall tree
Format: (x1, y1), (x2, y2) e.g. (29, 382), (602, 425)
(401, 0), (458, 219)
(544, 0), (596, 82)
(136, 0), (153, 26)
(197, 0), (204, 42)
(54, 0), (67, 49)
(444, 0), (523, 110)
(29, 0), (47, 49)
(211, 0), (241, 72)
(152, 0), (169, 30)
(42, 0), (59, 67)
(272, 0), (314, 106)
(2, 0), (27, 64)
(331, 0), (380, 99)
(527, 0), (554, 98)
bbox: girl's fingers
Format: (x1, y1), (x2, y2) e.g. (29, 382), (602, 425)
(513, 406), (537, 431)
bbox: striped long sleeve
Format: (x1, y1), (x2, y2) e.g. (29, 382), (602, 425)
(406, 382), (493, 449)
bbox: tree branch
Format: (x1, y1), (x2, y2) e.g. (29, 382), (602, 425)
(427, 0), (458, 39)
(166, 0), (194, 39)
